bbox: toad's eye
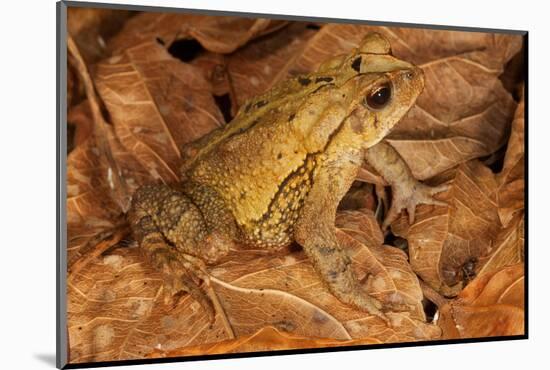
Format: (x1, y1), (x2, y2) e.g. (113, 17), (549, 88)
(364, 83), (392, 110)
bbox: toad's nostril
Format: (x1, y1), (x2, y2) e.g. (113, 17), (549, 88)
(405, 70), (414, 80)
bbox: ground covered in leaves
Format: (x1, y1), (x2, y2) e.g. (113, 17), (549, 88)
(66, 8), (525, 364)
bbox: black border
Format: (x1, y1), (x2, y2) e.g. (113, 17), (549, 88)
(523, 30), (529, 343)
(57, 1), (68, 368)
(57, 1), (529, 369)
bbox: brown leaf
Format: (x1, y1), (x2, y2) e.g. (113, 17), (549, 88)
(68, 225), (129, 279)
(477, 213), (524, 277)
(497, 88), (525, 227)
(94, 41), (224, 183)
(148, 326), (381, 358)
(68, 7), (135, 64)
(67, 101), (95, 148)
(67, 59), (82, 110)
(391, 160), (501, 296)
(67, 138), (122, 267)
(68, 210), (439, 362)
(68, 247), (167, 363)
(67, 35), (153, 267)
(190, 52), (231, 97)
(108, 13), (287, 55)
(66, 124), (149, 267)
(65, 16), (523, 363)
(437, 264), (524, 339)
(68, 36), (133, 212)
(338, 184), (378, 212)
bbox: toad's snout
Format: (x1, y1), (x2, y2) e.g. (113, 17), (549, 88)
(402, 67), (424, 90)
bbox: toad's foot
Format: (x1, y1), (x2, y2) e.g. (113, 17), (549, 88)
(345, 287), (390, 324)
(149, 243), (216, 321)
(364, 141), (449, 230)
(382, 182), (449, 230)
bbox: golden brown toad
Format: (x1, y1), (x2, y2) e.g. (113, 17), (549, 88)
(128, 33), (425, 320)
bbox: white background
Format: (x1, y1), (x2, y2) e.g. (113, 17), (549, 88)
(0, 0), (545, 368)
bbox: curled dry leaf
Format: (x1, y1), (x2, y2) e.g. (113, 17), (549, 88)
(391, 160), (502, 296)
(476, 213), (524, 277)
(67, 209), (439, 363)
(497, 88), (525, 227)
(67, 36), (153, 266)
(68, 36), (132, 212)
(189, 52), (232, 97)
(66, 122), (150, 267)
(67, 138), (123, 267)
(94, 41), (224, 183)
(338, 183), (378, 212)
(226, 23), (520, 180)
(68, 7), (135, 64)
(437, 264), (524, 339)
(67, 8), (133, 109)
(67, 58), (82, 110)
(148, 326), (381, 358)
(67, 101), (94, 148)
(108, 13), (287, 55)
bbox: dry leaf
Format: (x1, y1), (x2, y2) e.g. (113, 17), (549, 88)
(68, 7), (135, 64)
(437, 264), (524, 339)
(477, 213), (524, 277)
(108, 13), (287, 55)
(497, 88), (525, 226)
(67, 100), (95, 148)
(67, 138), (123, 266)
(391, 160), (502, 296)
(68, 36), (133, 214)
(148, 326), (381, 358)
(189, 52), (232, 97)
(65, 15), (524, 363)
(338, 183), (377, 212)
(94, 41), (224, 183)
(68, 209), (439, 363)
(66, 123), (150, 267)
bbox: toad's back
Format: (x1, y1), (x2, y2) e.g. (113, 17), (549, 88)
(184, 76), (338, 247)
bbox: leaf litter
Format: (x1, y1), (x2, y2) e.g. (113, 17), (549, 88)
(65, 12), (525, 362)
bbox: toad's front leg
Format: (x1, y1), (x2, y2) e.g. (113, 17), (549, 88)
(294, 148), (385, 318)
(365, 141), (449, 229)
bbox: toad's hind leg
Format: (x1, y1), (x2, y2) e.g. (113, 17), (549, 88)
(128, 184), (233, 320)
